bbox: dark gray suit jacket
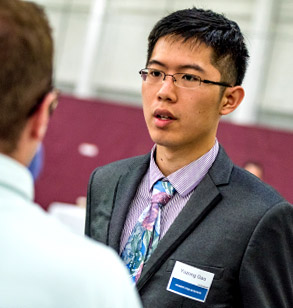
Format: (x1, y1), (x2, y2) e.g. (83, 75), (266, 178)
(86, 146), (293, 307)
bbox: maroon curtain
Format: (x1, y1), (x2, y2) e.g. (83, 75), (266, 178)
(35, 95), (293, 209)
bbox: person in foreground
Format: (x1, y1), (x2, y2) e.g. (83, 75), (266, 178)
(86, 7), (293, 308)
(0, 1), (141, 307)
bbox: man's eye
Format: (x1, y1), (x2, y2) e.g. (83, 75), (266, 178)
(150, 70), (162, 78)
(182, 74), (199, 82)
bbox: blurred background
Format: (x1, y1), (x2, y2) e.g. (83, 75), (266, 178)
(27, 0), (293, 221)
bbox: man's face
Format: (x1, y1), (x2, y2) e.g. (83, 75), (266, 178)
(142, 36), (227, 155)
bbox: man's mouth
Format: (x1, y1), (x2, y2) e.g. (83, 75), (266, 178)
(154, 110), (175, 120)
(156, 114), (174, 120)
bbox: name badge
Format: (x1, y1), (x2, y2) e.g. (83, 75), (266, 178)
(167, 261), (214, 302)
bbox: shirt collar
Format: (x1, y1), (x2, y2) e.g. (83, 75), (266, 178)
(0, 153), (34, 201)
(149, 140), (219, 197)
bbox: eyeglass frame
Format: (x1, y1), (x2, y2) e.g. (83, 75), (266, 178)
(139, 68), (233, 89)
(26, 87), (60, 118)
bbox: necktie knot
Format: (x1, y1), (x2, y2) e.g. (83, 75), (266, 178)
(152, 180), (175, 208)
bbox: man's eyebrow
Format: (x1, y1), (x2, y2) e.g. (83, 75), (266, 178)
(147, 60), (166, 67)
(179, 64), (205, 74)
(147, 60), (206, 74)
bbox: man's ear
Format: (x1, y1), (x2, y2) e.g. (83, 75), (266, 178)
(220, 86), (245, 116)
(30, 92), (54, 141)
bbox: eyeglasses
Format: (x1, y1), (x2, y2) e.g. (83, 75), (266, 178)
(139, 68), (232, 89)
(27, 88), (60, 118)
(48, 89), (60, 115)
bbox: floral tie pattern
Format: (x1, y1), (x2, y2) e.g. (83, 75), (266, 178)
(121, 180), (175, 283)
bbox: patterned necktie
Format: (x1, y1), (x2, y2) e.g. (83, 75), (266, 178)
(121, 179), (175, 283)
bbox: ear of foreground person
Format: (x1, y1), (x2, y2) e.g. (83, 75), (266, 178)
(0, 0), (142, 307)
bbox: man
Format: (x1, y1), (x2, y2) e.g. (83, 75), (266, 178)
(86, 7), (293, 307)
(243, 161), (264, 179)
(0, 1), (141, 307)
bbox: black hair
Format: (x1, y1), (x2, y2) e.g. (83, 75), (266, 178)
(147, 7), (249, 86)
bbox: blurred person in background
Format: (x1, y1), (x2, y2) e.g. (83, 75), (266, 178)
(243, 160), (264, 180)
(0, 1), (141, 307)
(86, 7), (293, 307)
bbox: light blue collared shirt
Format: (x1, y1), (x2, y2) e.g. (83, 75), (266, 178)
(0, 154), (142, 308)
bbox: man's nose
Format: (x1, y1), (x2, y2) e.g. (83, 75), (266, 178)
(157, 75), (177, 102)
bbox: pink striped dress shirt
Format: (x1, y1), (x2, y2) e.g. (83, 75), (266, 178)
(119, 140), (219, 254)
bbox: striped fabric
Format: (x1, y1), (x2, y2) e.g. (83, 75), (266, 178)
(119, 140), (219, 254)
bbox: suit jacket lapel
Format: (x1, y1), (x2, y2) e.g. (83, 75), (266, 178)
(108, 154), (150, 252)
(137, 146), (233, 290)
